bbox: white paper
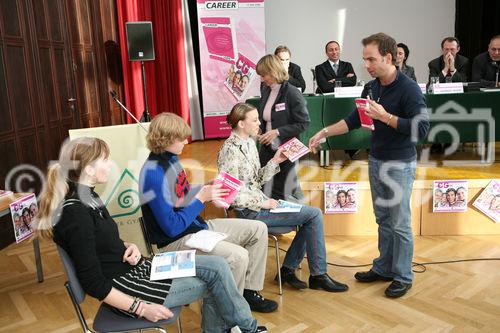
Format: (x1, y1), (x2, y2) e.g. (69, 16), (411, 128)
(185, 230), (228, 252)
(334, 86), (363, 98)
(150, 250), (196, 280)
(432, 83), (464, 94)
(270, 199), (302, 213)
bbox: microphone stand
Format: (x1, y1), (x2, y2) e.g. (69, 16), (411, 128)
(110, 91), (148, 132)
(140, 61), (151, 122)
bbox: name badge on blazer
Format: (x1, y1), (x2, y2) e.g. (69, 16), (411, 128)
(275, 103), (286, 112)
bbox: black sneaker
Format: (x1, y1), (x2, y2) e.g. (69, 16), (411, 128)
(243, 289), (278, 313)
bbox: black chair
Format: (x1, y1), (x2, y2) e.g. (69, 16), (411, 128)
(57, 245), (182, 333)
(139, 216), (156, 257)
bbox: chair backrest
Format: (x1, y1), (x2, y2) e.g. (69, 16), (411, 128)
(57, 245), (86, 304)
(139, 216), (155, 256)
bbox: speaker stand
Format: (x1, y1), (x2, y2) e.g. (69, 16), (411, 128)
(140, 61), (151, 122)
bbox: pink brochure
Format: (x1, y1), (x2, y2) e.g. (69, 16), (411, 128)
(212, 172), (243, 208)
(279, 137), (310, 163)
(355, 98), (374, 131)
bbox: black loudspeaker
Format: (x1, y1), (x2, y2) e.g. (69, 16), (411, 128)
(125, 22), (155, 61)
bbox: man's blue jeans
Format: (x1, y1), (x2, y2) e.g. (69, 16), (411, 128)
(163, 255), (257, 333)
(237, 205), (327, 276)
(368, 156), (416, 284)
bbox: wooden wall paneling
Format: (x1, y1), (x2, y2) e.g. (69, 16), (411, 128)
(84, 49), (101, 126)
(32, 0), (48, 40)
(46, 0), (63, 42)
(4, 45), (34, 130)
(38, 47), (58, 122)
(91, 0), (117, 126)
(0, 138), (19, 189)
(18, 133), (42, 191)
(0, 45), (14, 134)
(0, 0), (22, 37)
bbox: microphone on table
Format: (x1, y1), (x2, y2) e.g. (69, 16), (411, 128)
(311, 68), (324, 95)
(492, 61), (499, 88)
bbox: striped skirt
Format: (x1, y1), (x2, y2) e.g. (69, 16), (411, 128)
(111, 259), (172, 317)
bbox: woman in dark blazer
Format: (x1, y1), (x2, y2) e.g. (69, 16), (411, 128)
(396, 43), (417, 81)
(256, 54), (310, 201)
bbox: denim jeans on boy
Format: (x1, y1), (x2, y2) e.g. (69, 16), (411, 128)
(368, 156), (416, 284)
(163, 255), (257, 333)
(237, 205), (327, 275)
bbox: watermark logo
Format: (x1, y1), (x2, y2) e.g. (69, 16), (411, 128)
(417, 100), (495, 166)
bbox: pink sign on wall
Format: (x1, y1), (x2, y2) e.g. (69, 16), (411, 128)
(197, 0), (266, 139)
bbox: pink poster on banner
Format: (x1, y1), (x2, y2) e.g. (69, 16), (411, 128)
(197, 0), (266, 139)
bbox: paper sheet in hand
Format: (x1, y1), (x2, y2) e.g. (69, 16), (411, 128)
(185, 230), (228, 252)
(270, 200), (302, 213)
(150, 250), (196, 280)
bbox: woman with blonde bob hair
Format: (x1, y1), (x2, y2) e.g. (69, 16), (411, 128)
(140, 112), (278, 314)
(35, 136), (267, 333)
(256, 54), (310, 202)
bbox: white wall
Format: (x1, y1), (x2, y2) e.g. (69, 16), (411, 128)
(265, 0), (455, 92)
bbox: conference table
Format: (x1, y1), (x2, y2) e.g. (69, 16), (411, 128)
(247, 90), (500, 150)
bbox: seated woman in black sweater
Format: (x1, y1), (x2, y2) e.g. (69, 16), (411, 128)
(34, 137), (266, 333)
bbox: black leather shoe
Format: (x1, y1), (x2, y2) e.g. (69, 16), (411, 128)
(243, 289), (278, 313)
(385, 281), (412, 298)
(354, 269), (393, 283)
(309, 274), (348, 292)
(275, 267), (307, 289)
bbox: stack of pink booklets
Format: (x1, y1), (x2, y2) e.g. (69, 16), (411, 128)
(213, 171), (243, 208)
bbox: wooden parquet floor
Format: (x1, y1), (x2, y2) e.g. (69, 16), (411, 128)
(1, 234), (500, 333)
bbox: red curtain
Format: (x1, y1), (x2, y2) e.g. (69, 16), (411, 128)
(116, 0), (190, 125)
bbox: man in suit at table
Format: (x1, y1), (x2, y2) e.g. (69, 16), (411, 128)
(428, 37), (469, 83)
(315, 41), (357, 93)
(472, 35), (500, 88)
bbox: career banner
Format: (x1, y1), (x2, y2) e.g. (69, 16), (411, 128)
(197, 0), (266, 138)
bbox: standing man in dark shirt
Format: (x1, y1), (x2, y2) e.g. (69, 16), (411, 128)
(472, 35), (500, 87)
(315, 41), (357, 93)
(309, 33), (430, 298)
(274, 45), (306, 92)
(428, 37), (469, 83)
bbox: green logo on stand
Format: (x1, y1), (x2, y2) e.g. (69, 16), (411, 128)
(105, 169), (141, 218)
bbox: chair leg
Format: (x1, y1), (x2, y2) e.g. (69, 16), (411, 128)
(177, 316), (183, 333)
(269, 234), (282, 295)
(296, 226), (302, 270)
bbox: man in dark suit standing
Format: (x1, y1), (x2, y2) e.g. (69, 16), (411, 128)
(274, 45), (306, 92)
(472, 35), (500, 88)
(428, 37), (469, 83)
(315, 41), (357, 93)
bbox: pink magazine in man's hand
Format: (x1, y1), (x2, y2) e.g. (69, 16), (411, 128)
(279, 137), (310, 162)
(355, 98), (374, 131)
(212, 172), (243, 208)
